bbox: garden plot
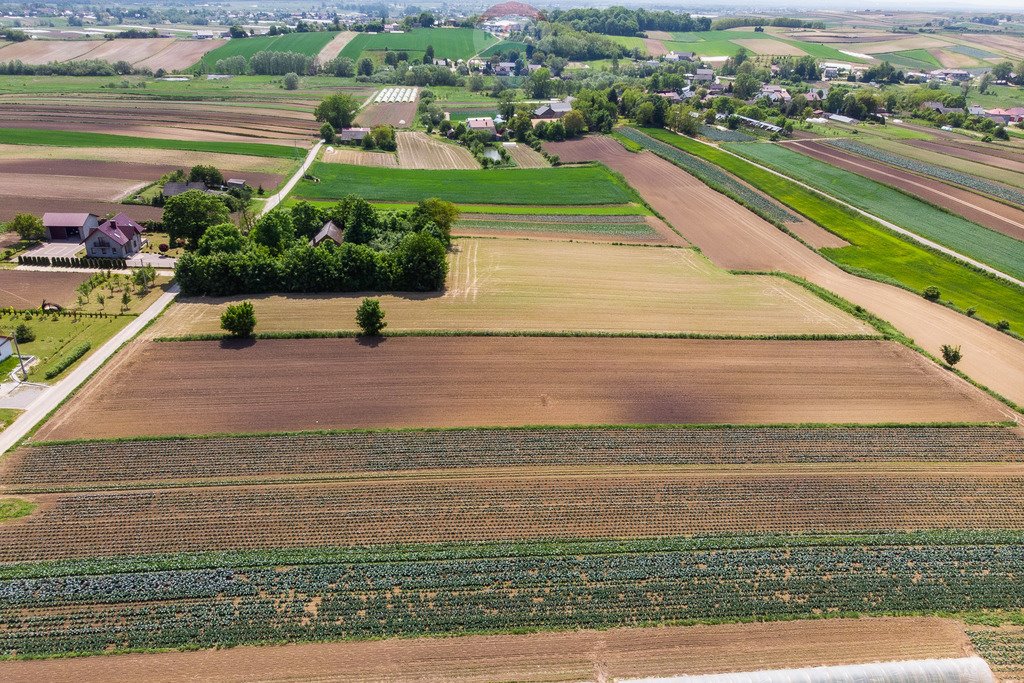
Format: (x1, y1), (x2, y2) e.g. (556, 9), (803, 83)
(0, 271), (88, 309)
(503, 141), (548, 168)
(321, 146), (397, 167)
(33, 337), (1007, 440)
(396, 132), (477, 169)
(153, 239), (870, 337)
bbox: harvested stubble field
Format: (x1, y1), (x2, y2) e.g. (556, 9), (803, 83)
(155, 239), (870, 336)
(787, 140), (1024, 242)
(452, 213), (682, 244)
(0, 271), (88, 309)
(503, 141), (549, 168)
(550, 134), (1024, 406)
(321, 146), (397, 167)
(0, 617), (974, 683)
(33, 337), (1009, 440)
(11, 426), (1022, 490)
(0, 101), (316, 145)
(396, 131), (478, 169)
(0, 38), (225, 71)
(355, 100), (418, 129)
(0, 143), (299, 175)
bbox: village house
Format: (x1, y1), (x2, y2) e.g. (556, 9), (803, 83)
(693, 68), (715, 83)
(83, 213), (143, 259)
(42, 212), (99, 241)
(985, 107), (1024, 123)
(759, 84), (792, 103)
(663, 51), (694, 62)
(338, 127), (371, 144)
(493, 61), (517, 76)
(311, 221), (344, 247)
(466, 116), (497, 138)
(920, 100), (963, 116)
(0, 336), (12, 364)
(533, 99), (573, 119)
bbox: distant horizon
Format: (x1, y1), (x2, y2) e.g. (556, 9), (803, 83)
(533, 2), (1023, 14)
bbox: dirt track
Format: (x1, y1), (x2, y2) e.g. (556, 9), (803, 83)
(34, 337), (1009, 440)
(545, 136), (1024, 407)
(785, 139), (1024, 241)
(0, 617), (973, 682)
(0, 270), (87, 309)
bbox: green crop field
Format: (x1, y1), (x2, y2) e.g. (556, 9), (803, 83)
(338, 28), (498, 62)
(293, 163), (636, 205)
(477, 40), (528, 58)
(629, 128), (1024, 331)
(875, 49), (941, 70)
(281, 198), (651, 215)
(197, 31), (340, 69)
(0, 128), (306, 159)
(663, 30), (866, 62)
(606, 35), (647, 51)
(727, 142), (1024, 281)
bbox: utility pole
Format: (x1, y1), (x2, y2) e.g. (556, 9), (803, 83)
(11, 333), (27, 382)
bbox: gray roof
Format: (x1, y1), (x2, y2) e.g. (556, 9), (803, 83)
(311, 221), (344, 246)
(163, 181), (208, 197)
(338, 127), (370, 141)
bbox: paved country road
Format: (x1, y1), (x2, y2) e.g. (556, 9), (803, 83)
(0, 143), (322, 454)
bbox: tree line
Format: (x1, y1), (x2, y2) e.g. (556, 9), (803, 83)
(545, 7), (710, 36)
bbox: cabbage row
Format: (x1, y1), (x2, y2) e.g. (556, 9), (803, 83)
(825, 138), (1024, 208)
(3, 540), (1024, 656)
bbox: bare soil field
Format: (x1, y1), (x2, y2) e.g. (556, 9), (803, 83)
(0, 40), (97, 63)
(646, 30), (674, 40)
(0, 172), (143, 202)
(33, 337), (1008, 440)
(317, 31), (358, 62)
(0, 197), (162, 223)
(321, 146), (397, 167)
(934, 49), (978, 68)
(733, 38), (807, 56)
(78, 38), (178, 65)
(786, 140), (1024, 241)
(0, 159), (282, 191)
(503, 141), (548, 168)
(545, 136), (1024, 406)
(855, 36), (951, 53)
(643, 37), (668, 56)
(959, 34), (1024, 59)
(0, 102), (316, 144)
(356, 101), (418, 128)
(0, 270), (87, 309)
(906, 139), (1024, 175)
(133, 39), (227, 71)
(0, 617), (973, 683)
(154, 239), (871, 336)
(396, 131), (478, 169)
(0, 142), (296, 171)
(453, 214), (685, 245)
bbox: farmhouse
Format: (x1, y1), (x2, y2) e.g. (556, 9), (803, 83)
(83, 214), (143, 259)
(759, 84), (792, 103)
(664, 51), (694, 62)
(42, 212), (99, 241)
(693, 68), (715, 83)
(311, 221), (344, 247)
(338, 127), (371, 144)
(533, 100), (573, 118)
(467, 117), (497, 138)
(493, 61), (517, 76)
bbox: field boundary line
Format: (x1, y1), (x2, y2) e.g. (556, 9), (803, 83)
(722, 139), (1024, 288)
(151, 330), (888, 342)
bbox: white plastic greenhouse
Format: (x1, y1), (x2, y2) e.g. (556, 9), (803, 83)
(624, 657), (995, 683)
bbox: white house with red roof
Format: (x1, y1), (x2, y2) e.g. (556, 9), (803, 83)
(83, 213), (143, 259)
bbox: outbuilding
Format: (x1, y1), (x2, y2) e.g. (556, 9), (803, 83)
(42, 213), (99, 241)
(311, 221), (344, 247)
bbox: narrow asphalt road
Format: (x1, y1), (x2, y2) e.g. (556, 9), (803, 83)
(0, 142), (321, 454)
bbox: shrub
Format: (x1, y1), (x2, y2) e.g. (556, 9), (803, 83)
(14, 323), (34, 343)
(320, 122), (335, 144)
(966, 307), (977, 317)
(940, 344), (962, 366)
(923, 286), (941, 301)
(44, 342), (90, 379)
(221, 301), (256, 338)
(355, 298), (386, 336)
(283, 72), (300, 90)
(996, 320), (1011, 331)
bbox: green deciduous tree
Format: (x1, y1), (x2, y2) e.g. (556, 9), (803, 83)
(356, 297), (386, 335)
(251, 209), (295, 254)
(290, 201), (325, 240)
(221, 301), (256, 338)
(283, 72), (300, 90)
(940, 344), (962, 367)
(393, 230), (447, 291)
(320, 122), (335, 143)
(162, 190), (231, 250)
(188, 165), (225, 187)
(197, 222), (246, 255)
(314, 93), (360, 129)
(5, 213), (44, 241)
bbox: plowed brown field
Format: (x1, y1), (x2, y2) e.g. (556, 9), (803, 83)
(153, 239), (869, 337)
(0, 617), (973, 683)
(503, 141), (548, 168)
(0, 173), (142, 201)
(0, 38), (224, 69)
(0, 143), (298, 174)
(0, 197), (162, 223)
(34, 337), (1009, 440)
(785, 139), (1024, 241)
(356, 101), (418, 128)
(643, 37), (668, 56)
(0, 159), (282, 192)
(134, 39), (227, 71)
(396, 131), (477, 168)
(544, 136), (1024, 406)
(0, 270), (88, 309)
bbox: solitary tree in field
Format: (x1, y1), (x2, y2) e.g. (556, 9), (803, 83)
(941, 344), (962, 367)
(283, 72), (300, 90)
(221, 301), (256, 338)
(356, 298), (386, 336)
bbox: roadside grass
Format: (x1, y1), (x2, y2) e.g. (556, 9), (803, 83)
(292, 162), (638, 205)
(0, 408), (22, 432)
(196, 31), (339, 70)
(279, 198), (651, 215)
(0, 128), (306, 159)
(0, 311), (131, 382)
(631, 127), (1024, 332)
(338, 28), (497, 62)
(727, 141), (1024, 281)
(0, 498), (33, 522)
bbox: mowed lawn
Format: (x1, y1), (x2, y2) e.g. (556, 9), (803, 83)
(0, 128), (304, 159)
(197, 31), (340, 69)
(728, 142), (1024, 281)
(155, 239), (871, 337)
(339, 28), (497, 61)
(294, 163), (636, 204)
(633, 128), (1024, 331)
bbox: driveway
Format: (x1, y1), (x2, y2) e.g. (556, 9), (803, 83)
(23, 242), (83, 258)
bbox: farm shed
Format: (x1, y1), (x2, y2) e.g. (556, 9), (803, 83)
(42, 212), (99, 241)
(632, 657), (995, 683)
(311, 221), (344, 247)
(693, 68), (715, 83)
(533, 101), (572, 118)
(338, 127), (371, 144)
(84, 214), (143, 259)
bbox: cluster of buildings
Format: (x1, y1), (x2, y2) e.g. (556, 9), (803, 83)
(41, 212), (144, 259)
(921, 101), (1024, 124)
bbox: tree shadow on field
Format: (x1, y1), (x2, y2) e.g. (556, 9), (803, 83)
(219, 337), (257, 350)
(355, 335), (387, 348)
